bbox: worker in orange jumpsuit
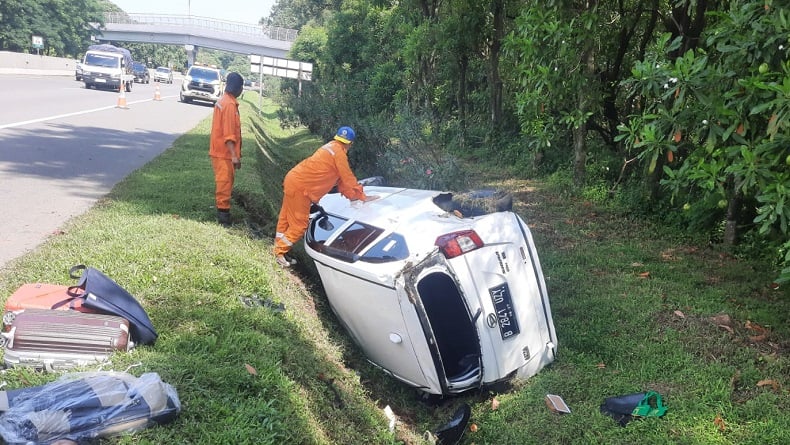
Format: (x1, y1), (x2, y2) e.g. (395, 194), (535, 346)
(209, 72), (244, 227)
(274, 126), (378, 267)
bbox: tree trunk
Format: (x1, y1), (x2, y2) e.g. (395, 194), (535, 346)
(573, 122), (588, 188)
(489, 0), (504, 129)
(573, 27), (597, 188)
(666, 0), (710, 59)
(458, 54), (468, 147)
(723, 177), (742, 246)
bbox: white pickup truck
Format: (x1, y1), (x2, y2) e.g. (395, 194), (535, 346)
(81, 44), (135, 92)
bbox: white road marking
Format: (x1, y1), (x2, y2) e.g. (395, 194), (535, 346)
(0, 96), (176, 130)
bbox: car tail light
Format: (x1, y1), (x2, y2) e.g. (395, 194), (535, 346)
(435, 230), (484, 258)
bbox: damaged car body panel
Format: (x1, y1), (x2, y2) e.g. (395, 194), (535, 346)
(305, 186), (557, 395)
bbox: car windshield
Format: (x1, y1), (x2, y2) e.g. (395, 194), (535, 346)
(189, 68), (220, 81)
(84, 53), (119, 68)
(133, 63), (145, 70)
(157, 68), (169, 73)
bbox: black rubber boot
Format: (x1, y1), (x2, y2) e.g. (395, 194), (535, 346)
(217, 209), (231, 227)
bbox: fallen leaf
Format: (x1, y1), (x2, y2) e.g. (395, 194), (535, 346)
(769, 282), (780, 290)
(596, 362), (606, 369)
(469, 423), (478, 432)
(714, 414), (727, 432)
(638, 272), (651, 279)
(757, 379), (780, 392)
(245, 363), (257, 375)
(718, 324), (734, 334)
(745, 320), (767, 334)
(491, 398), (500, 410)
(749, 334), (767, 342)
(674, 310), (685, 319)
(736, 123), (745, 135)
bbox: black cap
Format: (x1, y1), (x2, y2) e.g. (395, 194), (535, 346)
(225, 72), (244, 97)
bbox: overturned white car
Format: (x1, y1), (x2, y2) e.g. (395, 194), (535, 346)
(305, 185), (557, 395)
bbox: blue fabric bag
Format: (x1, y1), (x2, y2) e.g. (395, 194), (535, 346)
(68, 265), (158, 345)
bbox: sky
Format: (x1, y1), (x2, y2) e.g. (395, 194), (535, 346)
(110, 0), (277, 25)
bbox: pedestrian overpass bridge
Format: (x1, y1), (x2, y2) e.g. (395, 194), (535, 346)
(95, 12), (296, 66)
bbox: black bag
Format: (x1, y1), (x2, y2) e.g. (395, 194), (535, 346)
(68, 265), (158, 345)
(599, 391), (667, 426)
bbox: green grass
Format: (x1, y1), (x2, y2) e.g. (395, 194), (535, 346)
(0, 92), (787, 444)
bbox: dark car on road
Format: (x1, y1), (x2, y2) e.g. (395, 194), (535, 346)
(131, 62), (149, 84)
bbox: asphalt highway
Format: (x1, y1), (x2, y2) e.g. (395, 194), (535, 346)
(0, 74), (214, 270)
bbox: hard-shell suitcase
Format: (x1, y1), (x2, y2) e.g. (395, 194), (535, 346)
(0, 308), (132, 371)
(3, 283), (94, 326)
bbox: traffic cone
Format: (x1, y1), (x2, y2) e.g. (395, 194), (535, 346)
(116, 84), (129, 109)
(154, 84), (162, 101)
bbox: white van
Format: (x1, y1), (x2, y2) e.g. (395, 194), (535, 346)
(304, 186), (558, 395)
(81, 44), (135, 92)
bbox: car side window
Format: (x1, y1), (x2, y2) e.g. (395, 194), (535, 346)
(329, 223), (383, 255)
(361, 233), (409, 263)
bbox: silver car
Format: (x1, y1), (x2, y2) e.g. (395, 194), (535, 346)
(304, 185), (558, 395)
(153, 67), (173, 83)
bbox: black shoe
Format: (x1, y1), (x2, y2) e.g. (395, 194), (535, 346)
(217, 209), (231, 227)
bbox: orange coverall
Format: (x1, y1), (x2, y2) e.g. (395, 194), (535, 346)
(274, 140), (367, 256)
(209, 92), (242, 211)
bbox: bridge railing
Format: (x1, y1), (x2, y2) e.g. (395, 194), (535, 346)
(103, 12), (298, 42)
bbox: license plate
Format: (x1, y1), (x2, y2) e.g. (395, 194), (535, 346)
(95, 78), (106, 83)
(489, 283), (520, 340)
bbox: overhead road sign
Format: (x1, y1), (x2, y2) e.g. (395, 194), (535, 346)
(250, 55), (312, 81)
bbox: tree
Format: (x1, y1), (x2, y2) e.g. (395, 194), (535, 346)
(0, 0), (103, 57)
(505, 0), (665, 186)
(618, 1), (790, 282)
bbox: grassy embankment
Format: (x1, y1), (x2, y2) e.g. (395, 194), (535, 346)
(0, 91), (786, 444)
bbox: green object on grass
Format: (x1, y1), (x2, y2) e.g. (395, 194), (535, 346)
(631, 391), (667, 418)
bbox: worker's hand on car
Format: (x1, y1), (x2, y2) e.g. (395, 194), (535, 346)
(363, 195), (379, 202)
